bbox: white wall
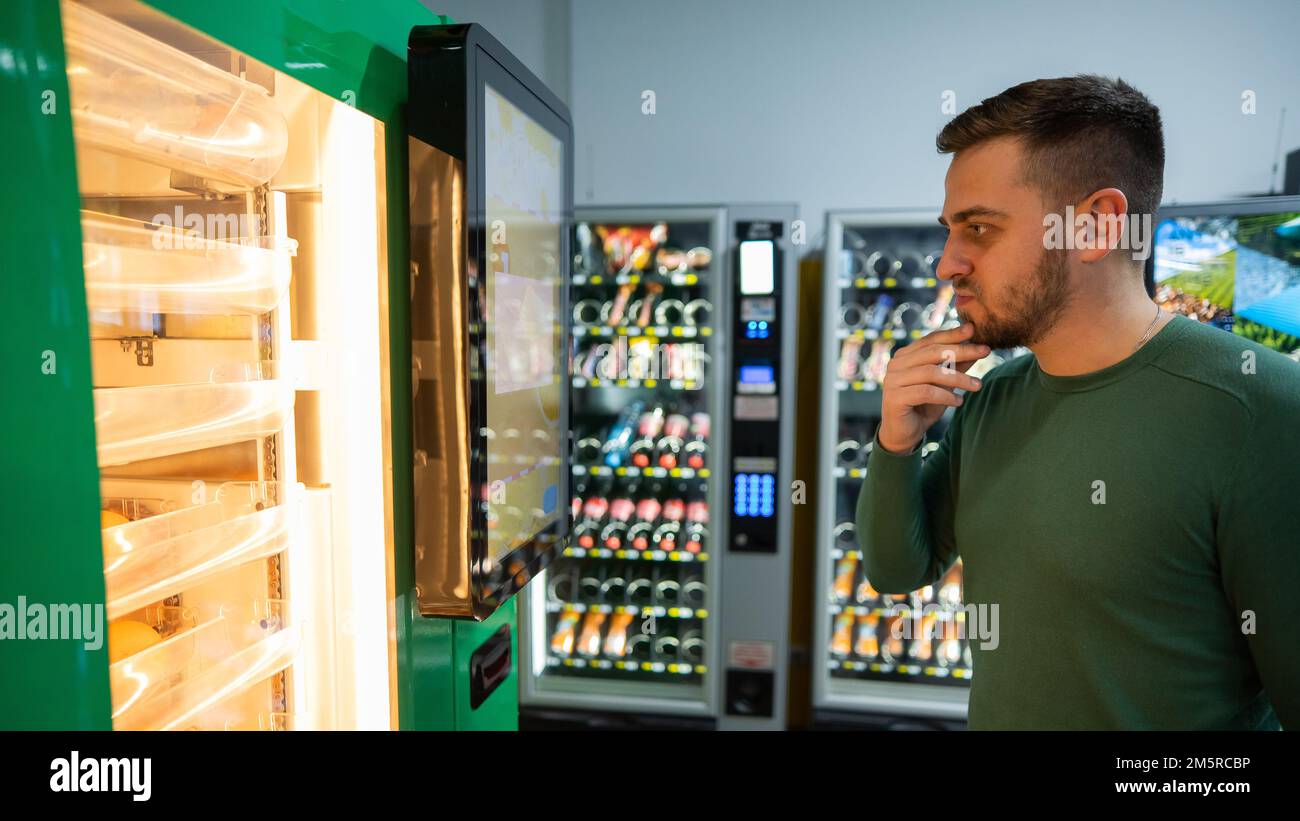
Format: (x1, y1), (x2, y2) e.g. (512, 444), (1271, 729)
(568, 0), (1300, 243)
(427, 0), (1300, 245)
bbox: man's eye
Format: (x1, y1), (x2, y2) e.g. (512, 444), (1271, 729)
(967, 223), (987, 237)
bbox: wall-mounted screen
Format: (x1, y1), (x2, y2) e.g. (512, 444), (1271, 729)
(483, 84), (564, 564)
(409, 23), (572, 619)
(1153, 207), (1300, 355)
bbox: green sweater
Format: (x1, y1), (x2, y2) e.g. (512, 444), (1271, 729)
(857, 314), (1300, 730)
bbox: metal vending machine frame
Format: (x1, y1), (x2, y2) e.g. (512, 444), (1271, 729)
(0, 0), (538, 730)
(812, 209), (972, 727)
(518, 204), (798, 729)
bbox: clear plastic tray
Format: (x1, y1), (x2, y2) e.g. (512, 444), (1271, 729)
(101, 482), (300, 618)
(61, 1), (289, 187)
(93, 362), (293, 466)
(110, 600), (299, 731)
(82, 211), (296, 315)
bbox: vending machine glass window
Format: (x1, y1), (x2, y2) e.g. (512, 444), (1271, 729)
(814, 210), (1001, 724)
(522, 207), (727, 714)
(518, 204), (798, 730)
(61, 0), (397, 730)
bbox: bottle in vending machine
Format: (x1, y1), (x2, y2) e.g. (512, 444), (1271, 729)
(854, 613), (880, 659)
(655, 413), (691, 469)
(855, 574), (879, 605)
(601, 400), (645, 467)
(910, 612), (938, 662)
(837, 336), (864, 381)
(607, 282), (635, 326)
(653, 497), (686, 550)
(938, 562), (963, 606)
(832, 550), (858, 603)
(629, 406), (666, 467)
(684, 412), (710, 469)
(863, 338), (894, 383)
(550, 610), (582, 657)
(603, 611), (635, 658)
(576, 611), (607, 657)
(637, 280), (664, 327)
(628, 496), (661, 550)
(599, 496), (637, 549)
(882, 613), (906, 662)
(831, 611), (855, 657)
(682, 500), (708, 553)
(865, 294), (895, 332)
(573, 495), (610, 549)
(937, 618), (963, 667)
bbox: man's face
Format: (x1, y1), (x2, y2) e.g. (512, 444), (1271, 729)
(937, 136), (1072, 349)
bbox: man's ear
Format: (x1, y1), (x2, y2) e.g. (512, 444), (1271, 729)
(1077, 188), (1129, 264)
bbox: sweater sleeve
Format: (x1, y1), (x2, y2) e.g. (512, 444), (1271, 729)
(855, 407), (963, 594)
(1214, 364), (1300, 730)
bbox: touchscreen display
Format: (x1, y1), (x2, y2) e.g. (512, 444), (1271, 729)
(483, 84), (565, 564)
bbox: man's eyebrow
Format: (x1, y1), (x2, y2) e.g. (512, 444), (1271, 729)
(938, 206), (1011, 227)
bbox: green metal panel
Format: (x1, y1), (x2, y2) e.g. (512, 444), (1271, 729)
(0, 0), (111, 730)
(453, 598), (520, 731)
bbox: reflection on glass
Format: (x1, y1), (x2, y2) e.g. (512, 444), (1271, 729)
(483, 84), (564, 565)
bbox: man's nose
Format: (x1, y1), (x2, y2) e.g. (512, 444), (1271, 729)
(934, 240), (970, 282)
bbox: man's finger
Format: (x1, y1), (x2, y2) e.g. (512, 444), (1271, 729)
(888, 364), (983, 392)
(896, 384), (964, 409)
(897, 342), (990, 367)
(916, 322), (976, 346)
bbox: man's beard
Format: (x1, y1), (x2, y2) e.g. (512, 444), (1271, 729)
(956, 249), (1071, 349)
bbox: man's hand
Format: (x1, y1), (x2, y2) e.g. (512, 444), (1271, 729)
(877, 323), (989, 454)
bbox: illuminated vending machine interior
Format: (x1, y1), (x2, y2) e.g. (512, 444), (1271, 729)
(519, 205), (798, 729)
(64, 0), (396, 730)
(815, 210), (999, 726)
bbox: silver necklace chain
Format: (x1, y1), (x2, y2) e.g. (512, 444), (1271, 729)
(1133, 303), (1163, 353)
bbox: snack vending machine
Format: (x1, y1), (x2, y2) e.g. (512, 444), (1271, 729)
(0, 0), (560, 730)
(812, 210), (1007, 728)
(518, 205), (799, 729)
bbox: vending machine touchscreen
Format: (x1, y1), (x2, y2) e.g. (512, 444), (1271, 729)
(408, 24), (573, 619)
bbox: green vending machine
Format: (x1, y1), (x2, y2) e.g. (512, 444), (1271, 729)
(0, 0), (569, 731)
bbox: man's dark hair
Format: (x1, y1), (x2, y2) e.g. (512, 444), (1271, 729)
(937, 74), (1165, 218)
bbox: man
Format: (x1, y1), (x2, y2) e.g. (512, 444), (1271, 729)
(859, 74), (1300, 729)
